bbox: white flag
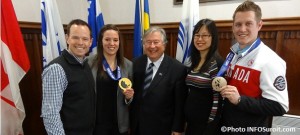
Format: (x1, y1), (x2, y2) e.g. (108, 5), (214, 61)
(41, 0), (66, 67)
(176, 0), (199, 66)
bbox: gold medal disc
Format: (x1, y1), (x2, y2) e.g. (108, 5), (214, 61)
(118, 78), (132, 92)
(212, 77), (227, 92)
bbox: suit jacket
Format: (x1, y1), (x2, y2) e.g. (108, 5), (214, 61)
(88, 55), (133, 133)
(130, 54), (188, 135)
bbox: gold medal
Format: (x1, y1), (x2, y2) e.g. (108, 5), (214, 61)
(118, 78), (132, 92)
(212, 77), (227, 92)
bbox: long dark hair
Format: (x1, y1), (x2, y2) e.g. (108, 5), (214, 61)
(93, 24), (124, 78)
(189, 18), (222, 72)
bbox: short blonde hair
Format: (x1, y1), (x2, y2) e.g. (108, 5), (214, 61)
(233, 0), (262, 22)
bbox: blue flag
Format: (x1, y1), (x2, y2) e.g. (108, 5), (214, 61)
(133, 0), (150, 58)
(41, 0), (67, 67)
(88, 0), (105, 55)
(133, 0), (143, 58)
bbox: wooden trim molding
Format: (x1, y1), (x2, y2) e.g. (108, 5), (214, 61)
(19, 17), (300, 31)
(115, 17), (300, 31)
(19, 21), (41, 29)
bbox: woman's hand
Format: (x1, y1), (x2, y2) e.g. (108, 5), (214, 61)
(123, 88), (134, 100)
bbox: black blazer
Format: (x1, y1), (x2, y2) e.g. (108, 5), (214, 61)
(130, 55), (188, 135)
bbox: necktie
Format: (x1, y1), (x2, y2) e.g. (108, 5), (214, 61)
(143, 63), (154, 95)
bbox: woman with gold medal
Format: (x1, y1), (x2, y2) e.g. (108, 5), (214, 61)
(88, 24), (134, 135)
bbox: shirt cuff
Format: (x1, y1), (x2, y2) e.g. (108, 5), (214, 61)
(125, 98), (133, 105)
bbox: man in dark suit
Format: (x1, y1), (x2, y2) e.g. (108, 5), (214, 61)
(130, 26), (188, 135)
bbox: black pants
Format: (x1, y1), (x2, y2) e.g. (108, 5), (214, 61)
(93, 125), (128, 135)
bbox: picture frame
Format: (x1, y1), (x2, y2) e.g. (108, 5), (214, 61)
(174, 0), (231, 5)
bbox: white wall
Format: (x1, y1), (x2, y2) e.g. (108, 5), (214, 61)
(12, 0), (300, 24)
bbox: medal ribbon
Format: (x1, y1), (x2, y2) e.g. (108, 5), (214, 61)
(103, 58), (121, 80)
(217, 38), (261, 77)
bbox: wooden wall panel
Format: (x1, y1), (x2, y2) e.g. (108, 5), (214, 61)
(218, 32), (233, 58)
(18, 17), (300, 135)
(122, 33), (134, 60)
(19, 25), (46, 135)
(281, 31), (300, 115)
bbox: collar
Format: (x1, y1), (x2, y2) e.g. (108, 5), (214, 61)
(147, 53), (164, 68)
(66, 49), (87, 64)
(237, 45), (251, 55)
(231, 38), (260, 57)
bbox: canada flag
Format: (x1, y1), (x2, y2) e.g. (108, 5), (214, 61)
(1, 0), (30, 134)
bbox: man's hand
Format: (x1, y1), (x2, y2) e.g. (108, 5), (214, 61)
(171, 131), (182, 135)
(220, 85), (240, 105)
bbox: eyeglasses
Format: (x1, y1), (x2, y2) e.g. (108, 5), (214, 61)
(194, 34), (211, 40)
(144, 40), (162, 46)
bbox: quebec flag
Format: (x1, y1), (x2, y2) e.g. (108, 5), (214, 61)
(88, 0), (105, 55)
(176, 0), (199, 66)
(41, 0), (66, 67)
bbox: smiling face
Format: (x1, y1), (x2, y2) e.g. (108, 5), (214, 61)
(66, 24), (92, 60)
(232, 11), (262, 48)
(102, 30), (119, 57)
(143, 31), (166, 62)
(193, 26), (212, 54)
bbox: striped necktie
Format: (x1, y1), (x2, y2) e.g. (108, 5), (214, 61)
(143, 63), (154, 95)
